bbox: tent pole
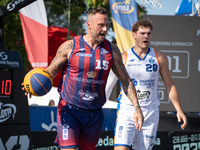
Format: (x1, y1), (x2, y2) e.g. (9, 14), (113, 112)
(68, 0), (71, 40)
(192, 0), (194, 15)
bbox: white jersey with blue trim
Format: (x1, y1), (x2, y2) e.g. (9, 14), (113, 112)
(119, 47), (160, 107)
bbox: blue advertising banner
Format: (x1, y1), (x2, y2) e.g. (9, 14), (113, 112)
(29, 106), (117, 131)
(109, 0), (138, 52)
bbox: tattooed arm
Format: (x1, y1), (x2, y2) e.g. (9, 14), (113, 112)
(111, 43), (144, 131)
(47, 40), (73, 79)
(22, 40), (73, 97)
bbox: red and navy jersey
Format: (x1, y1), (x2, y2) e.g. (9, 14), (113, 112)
(58, 34), (114, 109)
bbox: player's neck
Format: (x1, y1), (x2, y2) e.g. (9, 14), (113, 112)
(133, 46), (149, 59)
(83, 33), (101, 50)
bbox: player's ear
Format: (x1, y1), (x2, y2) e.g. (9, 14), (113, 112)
(86, 21), (91, 29)
(132, 32), (136, 38)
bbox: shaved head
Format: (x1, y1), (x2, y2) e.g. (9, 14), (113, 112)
(87, 7), (108, 22)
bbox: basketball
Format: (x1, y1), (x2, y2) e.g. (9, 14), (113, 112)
(23, 68), (53, 96)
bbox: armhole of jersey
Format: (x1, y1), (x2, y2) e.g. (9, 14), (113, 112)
(124, 51), (128, 66)
(109, 42), (114, 63)
(154, 49), (161, 73)
(68, 38), (76, 61)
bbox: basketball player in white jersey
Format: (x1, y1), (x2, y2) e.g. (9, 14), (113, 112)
(106, 19), (187, 150)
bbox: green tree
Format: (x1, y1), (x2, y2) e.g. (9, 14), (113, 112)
(0, 0), (147, 71)
(44, 0), (87, 35)
(0, 0), (87, 72)
(137, 3), (147, 19)
(0, 0), (31, 71)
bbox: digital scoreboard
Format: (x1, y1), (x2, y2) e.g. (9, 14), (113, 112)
(0, 69), (12, 99)
(144, 15), (200, 113)
(0, 49), (29, 124)
(109, 15), (200, 113)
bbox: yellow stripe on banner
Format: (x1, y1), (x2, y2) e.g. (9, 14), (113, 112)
(112, 18), (135, 53)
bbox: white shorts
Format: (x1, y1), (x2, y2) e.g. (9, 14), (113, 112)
(114, 104), (159, 150)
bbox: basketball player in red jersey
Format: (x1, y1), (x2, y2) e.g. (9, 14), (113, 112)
(23, 7), (144, 150)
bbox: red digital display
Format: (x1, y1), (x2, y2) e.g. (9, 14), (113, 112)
(0, 69), (12, 98)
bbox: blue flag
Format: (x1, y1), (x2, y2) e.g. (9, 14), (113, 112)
(109, 0), (138, 52)
(175, 0), (199, 16)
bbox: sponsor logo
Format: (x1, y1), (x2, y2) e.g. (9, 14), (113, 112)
(129, 59), (135, 62)
(149, 57), (155, 63)
(97, 136), (114, 147)
(144, 134), (155, 140)
(127, 63), (141, 67)
(7, 0), (25, 11)
(25, 84), (33, 95)
(0, 135), (30, 150)
(32, 62), (48, 68)
(87, 71), (97, 78)
(73, 77), (105, 85)
(101, 48), (108, 55)
(119, 126), (123, 135)
(32, 146), (59, 150)
(79, 48), (85, 51)
(112, 0), (134, 14)
(41, 111), (57, 131)
(76, 53), (92, 57)
(131, 79), (137, 86)
(78, 90), (98, 101)
(150, 41), (193, 47)
(0, 52), (19, 67)
(136, 90), (151, 100)
(0, 102), (16, 123)
(0, 52), (8, 60)
(140, 79), (155, 87)
(42, 69), (51, 76)
(63, 124), (69, 140)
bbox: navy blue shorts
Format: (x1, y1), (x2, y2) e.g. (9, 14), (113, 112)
(55, 99), (104, 150)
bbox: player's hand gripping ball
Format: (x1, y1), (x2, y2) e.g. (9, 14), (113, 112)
(23, 68), (53, 96)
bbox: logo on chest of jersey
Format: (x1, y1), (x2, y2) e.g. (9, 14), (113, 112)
(73, 77), (105, 85)
(131, 79), (138, 86)
(78, 90), (98, 101)
(75, 52), (92, 57)
(139, 79), (155, 88)
(136, 90), (151, 100)
(127, 59), (141, 67)
(79, 48), (85, 51)
(100, 48), (108, 55)
(149, 57), (155, 63)
(87, 71), (97, 78)
(127, 63), (141, 67)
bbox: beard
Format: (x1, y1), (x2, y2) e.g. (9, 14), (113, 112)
(91, 30), (105, 42)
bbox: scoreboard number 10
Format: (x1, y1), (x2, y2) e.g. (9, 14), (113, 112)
(1, 79), (12, 95)
(0, 69), (12, 98)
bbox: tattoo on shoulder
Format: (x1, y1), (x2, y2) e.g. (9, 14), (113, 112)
(111, 44), (120, 54)
(59, 41), (73, 52)
(48, 41), (73, 78)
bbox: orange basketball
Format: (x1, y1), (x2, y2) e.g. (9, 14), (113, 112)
(23, 68), (53, 96)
